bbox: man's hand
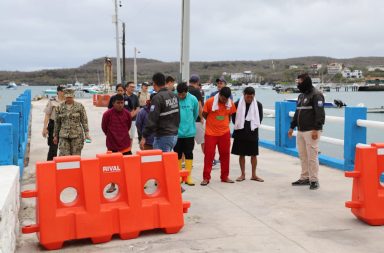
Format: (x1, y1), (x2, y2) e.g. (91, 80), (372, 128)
(140, 137), (146, 150)
(53, 136), (58, 145)
(42, 128), (48, 138)
(288, 128), (294, 139)
(311, 130), (319, 140)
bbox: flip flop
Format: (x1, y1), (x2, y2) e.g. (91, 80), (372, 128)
(200, 180), (209, 186)
(236, 177), (245, 182)
(250, 177), (264, 182)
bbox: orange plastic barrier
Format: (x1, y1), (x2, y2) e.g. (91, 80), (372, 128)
(92, 94), (97, 105)
(345, 143), (384, 225)
(21, 150), (191, 250)
(93, 94), (111, 107)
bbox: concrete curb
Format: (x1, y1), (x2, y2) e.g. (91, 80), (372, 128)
(0, 165), (20, 253)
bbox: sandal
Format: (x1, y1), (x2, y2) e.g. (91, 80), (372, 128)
(250, 177), (264, 182)
(236, 177), (245, 182)
(200, 180), (209, 186)
(221, 178), (235, 183)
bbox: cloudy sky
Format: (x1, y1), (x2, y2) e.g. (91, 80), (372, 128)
(1, 0), (383, 71)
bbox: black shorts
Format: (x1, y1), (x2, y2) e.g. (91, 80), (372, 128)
(173, 137), (195, 159)
(231, 138), (259, 156)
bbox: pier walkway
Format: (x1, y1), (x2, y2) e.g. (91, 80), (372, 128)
(17, 98), (384, 253)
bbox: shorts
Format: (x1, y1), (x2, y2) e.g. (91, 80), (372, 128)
(195, 122), (205, 144)
(130, 122), (136, 140)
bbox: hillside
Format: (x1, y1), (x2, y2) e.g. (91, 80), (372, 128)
(1, 56), (383, 85)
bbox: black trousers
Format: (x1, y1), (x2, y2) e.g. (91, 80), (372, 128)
(173, 137), (195, 160)
(47, 119), (58, 161)
(111, 150), (132, 155)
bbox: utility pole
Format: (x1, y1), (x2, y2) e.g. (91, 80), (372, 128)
(122, 22), (126, 84)
(134, 47), (140, 85)
(113, 0), (122, 84)
(180, 0), (190, 83)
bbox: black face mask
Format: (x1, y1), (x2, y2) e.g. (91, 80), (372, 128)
(297, 79), (312, 93)
(297, 84), (307, 93)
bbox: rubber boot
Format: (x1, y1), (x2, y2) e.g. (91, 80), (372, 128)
(178, 159), (183, 183)
(185, 159), (195, 186)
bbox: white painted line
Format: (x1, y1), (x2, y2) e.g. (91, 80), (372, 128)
(141, 155), (162, 163)
(56, 161), (80, 170)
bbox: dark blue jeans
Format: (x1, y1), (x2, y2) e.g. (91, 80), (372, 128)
(153, 135), (178, 152)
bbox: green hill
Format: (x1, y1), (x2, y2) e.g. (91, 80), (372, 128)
(1, 56), (383, 85)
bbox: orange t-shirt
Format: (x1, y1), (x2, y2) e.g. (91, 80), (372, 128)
(203, 97), (236, 136)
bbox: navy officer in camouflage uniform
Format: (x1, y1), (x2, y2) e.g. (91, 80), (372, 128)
(53, 89), (91, 156)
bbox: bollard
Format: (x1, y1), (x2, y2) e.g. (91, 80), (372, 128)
(344, 107), (367, 170)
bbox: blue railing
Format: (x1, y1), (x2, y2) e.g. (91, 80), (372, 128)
(259, 101), (377, 172)
(0, 89), (31, 175)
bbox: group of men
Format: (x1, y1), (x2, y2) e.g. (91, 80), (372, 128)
(43, 72), (325, 190)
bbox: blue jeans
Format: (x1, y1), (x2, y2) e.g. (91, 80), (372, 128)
(153, 135), (178, 152)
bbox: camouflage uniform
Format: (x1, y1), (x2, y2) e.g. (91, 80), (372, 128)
(54, 90), (89, 156)
(44, 96), (62, 160)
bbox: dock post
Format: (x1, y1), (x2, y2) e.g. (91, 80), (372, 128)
(274, 102), (281, 147)
(280, 102), (296, 149)
(0, 113), (19, 165)
(0, 124), (13, 165)
(344, 107), (367, 170)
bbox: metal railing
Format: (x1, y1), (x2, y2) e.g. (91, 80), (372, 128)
(259, 101), (381, 171)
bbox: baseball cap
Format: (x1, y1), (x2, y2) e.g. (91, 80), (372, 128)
(189, 74), (200, 83)
(216, 77), (227, 83)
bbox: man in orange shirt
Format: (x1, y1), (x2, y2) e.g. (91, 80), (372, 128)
(201, 87), (236, 185)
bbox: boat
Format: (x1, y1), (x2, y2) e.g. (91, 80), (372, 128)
(275, 86), (300, 94)
(358, 84), (384, 91)
(81, 84), (104, 94)
(318, 84), (331, 92)
(43, 89), (57, 96)
(285, 98), (339, 108)
(6, 82), (17, 89)
(367, 106), (384, 113)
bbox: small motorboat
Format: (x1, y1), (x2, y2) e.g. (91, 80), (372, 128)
(6, 82), (17, 89)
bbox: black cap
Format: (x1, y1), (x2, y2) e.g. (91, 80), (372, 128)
(57, 85), (65, 92)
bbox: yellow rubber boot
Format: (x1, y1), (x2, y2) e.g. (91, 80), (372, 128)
(178, 159), (183, 183)
(185, 159), (195, 186)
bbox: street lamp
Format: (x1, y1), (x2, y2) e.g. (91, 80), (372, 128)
(134, 47), (140, 85)
(180, 0), (190, 83)
(113, 0), (122, 84)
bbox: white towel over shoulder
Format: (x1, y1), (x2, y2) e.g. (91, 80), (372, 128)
(212, 93), (232, 111)
(234, 96), (260, 131)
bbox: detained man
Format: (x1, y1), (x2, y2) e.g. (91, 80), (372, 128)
(232, 87), (264, 182)
(201, 87), (236, 186)
(102, 94), (132, 193)
(174, 82), (198, 186)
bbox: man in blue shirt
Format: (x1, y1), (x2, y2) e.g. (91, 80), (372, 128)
(174, 82), (198, 186)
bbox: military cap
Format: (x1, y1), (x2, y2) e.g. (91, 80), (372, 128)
(64, 89), (75, 98)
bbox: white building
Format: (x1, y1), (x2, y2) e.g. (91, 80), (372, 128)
(230, 71), (255, 81)
(327, 63), (343, 75)
(289, 65), (299, 69)
(311, 64), (322, 71)
(341, 68), (363, 78)
(367, 65), (384, 72)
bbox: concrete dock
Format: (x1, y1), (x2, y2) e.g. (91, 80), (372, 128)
(17, 98), (384, 253)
